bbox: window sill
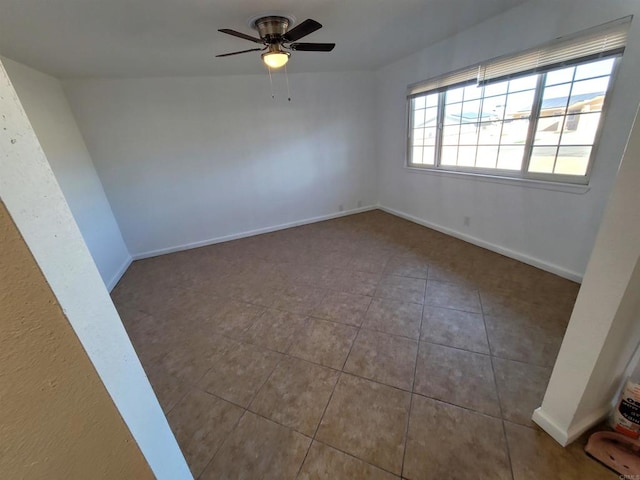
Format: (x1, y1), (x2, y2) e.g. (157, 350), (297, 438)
(403, 165), (591, 194)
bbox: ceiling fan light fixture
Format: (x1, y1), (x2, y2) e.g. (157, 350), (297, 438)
(262, 50), (290, 69)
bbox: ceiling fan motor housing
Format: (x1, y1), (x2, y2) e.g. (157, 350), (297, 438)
(253, 16), (290, 43)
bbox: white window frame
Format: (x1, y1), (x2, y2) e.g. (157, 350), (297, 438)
(405, 18), (629, 186)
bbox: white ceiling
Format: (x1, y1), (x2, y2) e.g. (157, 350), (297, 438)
(0, 0), (528, 78)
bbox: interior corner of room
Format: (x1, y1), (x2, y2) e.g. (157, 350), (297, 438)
(2, 0), (640, 478)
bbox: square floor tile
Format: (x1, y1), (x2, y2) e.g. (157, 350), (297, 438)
(241, 308), (308, 353)
(145, 368), (192, 414)
(363, 298), (422, 339)
(249, 357), (339, 436)
(375, 275), (426, 304)
(414, 343), (500, 417)
(425, 280), (481, 313)
(383, 256), (429, 279)
(316, 374), (411, 475)
(505, 422), (613, 480)
(344, 330), (418, 391)
(404, 395), (511, 480)
(298, 441), (398, 480)
(485, 315), (563, 367)
(167, 389), (243, 477)
(271, 284), (327, 315)
(421, 306), (489, 354)
(199, 341), (282, 407)
(201, 412), (311, 480)
(493, 357), (552, 426)
(208, 299), (265, 339)
(289, 318), (358, 369)
(334, 270), (381, 297)
(349, 254), (391, 274)
(312, 291), (372, 326)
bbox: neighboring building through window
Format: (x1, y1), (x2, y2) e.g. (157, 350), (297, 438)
(407, 19), (629, 184)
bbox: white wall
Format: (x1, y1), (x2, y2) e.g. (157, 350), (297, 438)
(2, 58), (130, 289)
(63, 71), (377, 257)
(375, 0), (640, 280)
(533, 107), (640, 445)
(0, 59), (191, 479)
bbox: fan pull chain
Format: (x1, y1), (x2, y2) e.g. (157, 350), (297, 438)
(284, 64), (291, 102)
(267, 66), (275, 100)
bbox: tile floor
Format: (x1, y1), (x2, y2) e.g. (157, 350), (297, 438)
(112, 210), (615, 479)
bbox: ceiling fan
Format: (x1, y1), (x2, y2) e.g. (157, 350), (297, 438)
(217, 16), (335, 69)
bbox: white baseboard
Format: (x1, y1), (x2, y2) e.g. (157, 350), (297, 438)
(378, 205), (583, 283)
(532, 405), (610, 446)
(132, 205), (378, 261)
(532, 407), (571, 446)
(106, 255), (133, 292)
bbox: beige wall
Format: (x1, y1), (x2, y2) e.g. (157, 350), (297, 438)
(0, 202), (153, 479)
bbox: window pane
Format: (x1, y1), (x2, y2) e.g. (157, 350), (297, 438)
(458, 146), (477, 167)
(422, 127), (438, 146)
(568, 77), (609, 113)
(508, 74), (538, 93)
(505, 90), (535, 118)
(461, 100), (481, 124)
(482, 95), (506, 121)
(413, 108), (426, 127)
(545, 67), (575, 86)
(554, 146), (591, 175)
(441, 146), (458, 166)
(411, 146), (424, 164)
(424, 106), (439, 126)
(425, 92), (439, 108)
(422, 146), (436, 166)
(444, 102), (462, 124)
(442, 125), (460, 145)
(446, 86), (464, 103)
(540, 83), (571, 117)
(459, 124), (479, 145)
(476, 146), (499, 168)
(528, 146), (558, 173)
(484, 80), (508, 97)
(501, 119), (529, 144)
(560, 112), (601, 146)
(575, 58), (615, 81)
(478, 122), (501, 145)
(413, 128), (425, 145)
(497, 146), (524, 170)
(413, 96), (426, 109)
(464, 84), (482, 101)
(534, 116), (563, 146)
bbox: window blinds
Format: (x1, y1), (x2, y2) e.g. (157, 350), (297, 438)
(408, 16), (631, 97)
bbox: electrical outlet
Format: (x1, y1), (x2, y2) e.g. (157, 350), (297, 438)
(463, 216), (470, 227)
(339, 204), (344, 212)
(357, 200), (363, 208)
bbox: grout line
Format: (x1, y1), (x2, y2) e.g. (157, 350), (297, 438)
(295, 289), (383, 479)
(293, 371), (343, 479)
(479, 291), (516, 480)
(310, 438), (403, 478)
(400, 268), (428, 478)
(196, 407), (248, 480)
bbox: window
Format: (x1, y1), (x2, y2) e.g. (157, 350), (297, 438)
(407, 18), (629, 184)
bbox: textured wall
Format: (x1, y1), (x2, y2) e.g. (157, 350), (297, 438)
(0, 202), (153, 479)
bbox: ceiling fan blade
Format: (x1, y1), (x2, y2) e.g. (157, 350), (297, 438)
(290, 42), (335, 52)
(216, 48), (262, 58)
(283, 19), (322, 42)
(218, 28), (263, 44)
